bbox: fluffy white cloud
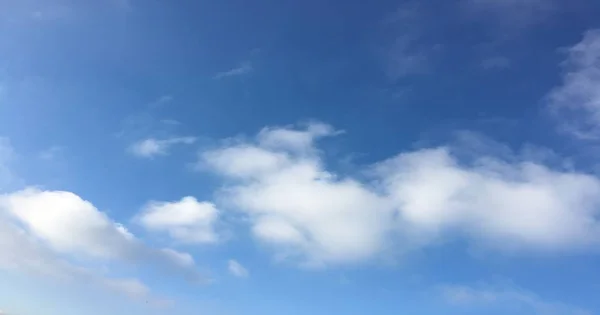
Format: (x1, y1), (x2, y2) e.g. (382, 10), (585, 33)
(378, 147), (600, 251)
(0, 214), (154, 300)
(440, 283), (590, 315)
(138, 196), (220, 244)
(202, 123), (600, 266)
(2, 188), (135, 259)
(548, 29), (600, 139)
(227, 259), (249, 278)
(129, 136), (196, 158)
(0, 188), (204, 282)
(203, 126), (390, 266)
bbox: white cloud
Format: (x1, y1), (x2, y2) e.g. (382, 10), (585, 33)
(138, 196), (220, 244)
(377, 147), (600, 251)
(0, 213), (154, 300)
(258, 122), (339, 153)
(129, 136), (196, 158)
(2, 188), (137, 259)
(203, 124), (390, 266)
(214, 62), (253, 79)
(440, 283), (590, 315)
(548, 29), (600, 139)
(227, 259), (249, 278)
(0, 188), (205, 282)
(202, 123), (600, 266)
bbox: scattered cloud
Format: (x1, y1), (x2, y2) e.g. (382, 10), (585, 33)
(129, 137), (196, 158)
(214, 62), (253, 79)
(202, 122), (600, 266)
(227, 259), (249, 278)
(0, 188), (206, 283)
(440, 282), (591, 315)
(138, 196), (220, 244)
(548, 29), (600, 140)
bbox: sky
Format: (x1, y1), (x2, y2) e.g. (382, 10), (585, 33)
(1, 0), (600, 314)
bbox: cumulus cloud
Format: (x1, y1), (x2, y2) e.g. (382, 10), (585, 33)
(0, 188), (205, 282)
(0, 214), (154, 300)
(202, 123), (600, 266)
(440, 283), (590, 315)
(377, 147), (600, 251)
(138, 196), (220, 244)
(548, 29), (600, 139)
(227, 259), (249, 278)
(129, 137), (196, 158)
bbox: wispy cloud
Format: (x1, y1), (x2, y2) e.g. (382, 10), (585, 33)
(201, 122), (600, 267)
(440, 282), (590, 315)
(214, 62), (253, 79)
(547, 29), (600, 139)
(227, 259), (249, 278)
(39, 146), (63, 161)
(149, 95), (174, 109)
(129, 137), (196, 158)
(463, 0), (556, 32)
(379, 2), (440, 80)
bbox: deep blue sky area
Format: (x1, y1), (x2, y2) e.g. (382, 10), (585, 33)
(2, 1), (600, 315)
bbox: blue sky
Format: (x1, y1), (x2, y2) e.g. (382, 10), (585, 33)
(2, 0), (600, 314)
